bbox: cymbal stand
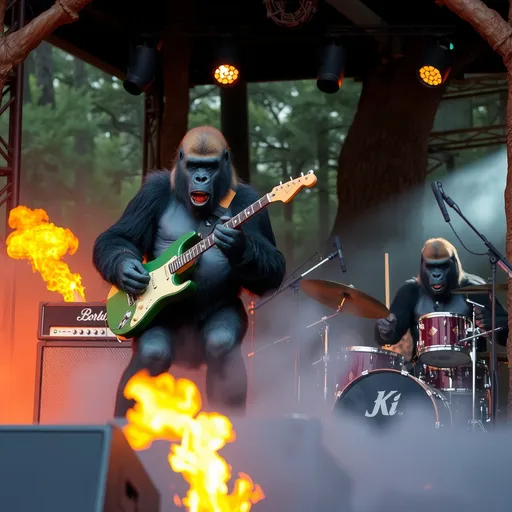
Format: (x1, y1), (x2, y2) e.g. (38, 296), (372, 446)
(249, 248), (340, 404)
(440, 185), (512, 425)
(468, 303), (486, 432)
(307, 298), (346, 401)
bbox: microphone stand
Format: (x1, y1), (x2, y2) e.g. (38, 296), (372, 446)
(443, 196), (512, 426)
(248, 249), (339, 405)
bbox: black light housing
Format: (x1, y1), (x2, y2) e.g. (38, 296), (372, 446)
(317, 44), (346, 94)
(212, 41), (240, 87)
(123, 43), (158, 96)
(417, 42), (453, 88)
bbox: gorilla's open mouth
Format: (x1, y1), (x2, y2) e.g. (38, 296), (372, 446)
(432, 284), (445, 292)
(190, 191), (210, 206)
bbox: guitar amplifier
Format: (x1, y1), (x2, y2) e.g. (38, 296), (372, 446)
(38, 301), (118, 341)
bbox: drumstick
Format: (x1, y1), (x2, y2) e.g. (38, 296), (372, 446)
(384, 252), (390, 310)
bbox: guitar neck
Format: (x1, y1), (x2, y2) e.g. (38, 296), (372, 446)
(170, 194), (271, 273)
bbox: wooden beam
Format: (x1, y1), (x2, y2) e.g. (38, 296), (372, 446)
(45, 33), (126, 79)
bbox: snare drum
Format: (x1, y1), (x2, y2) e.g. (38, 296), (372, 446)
(334, 369), (452, 429)
(417, 312), (471, 368)
(336, 346), (404, 394)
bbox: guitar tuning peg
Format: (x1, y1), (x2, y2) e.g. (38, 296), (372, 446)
(280, 181), (283, 185)
(289, 176), (293, 181)
(301, 172), (304, 176)
(308, 169), (314, 174)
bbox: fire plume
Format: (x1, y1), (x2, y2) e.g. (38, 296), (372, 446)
(123, 370), (265, 511)
(6, 205), (86, 302)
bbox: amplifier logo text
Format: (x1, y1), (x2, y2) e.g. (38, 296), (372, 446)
(76, 308), (107, 322)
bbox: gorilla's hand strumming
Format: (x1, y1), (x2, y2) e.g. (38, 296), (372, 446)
(376, 314), (397, 341)
(214, 216), (247, 262)
(115, 258), (150, 295)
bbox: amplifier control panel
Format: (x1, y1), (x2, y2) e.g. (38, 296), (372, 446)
(39, 301), (123, 341)
(48, 326), (117, 339)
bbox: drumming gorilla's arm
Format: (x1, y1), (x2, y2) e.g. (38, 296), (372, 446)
(463, 274), (508, 346)
(375, 279), (420, 346)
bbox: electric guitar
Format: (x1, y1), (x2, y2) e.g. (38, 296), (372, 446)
(106, 171), (317, 338)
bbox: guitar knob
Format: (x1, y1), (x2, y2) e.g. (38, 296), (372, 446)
(137, 303), (144, 310)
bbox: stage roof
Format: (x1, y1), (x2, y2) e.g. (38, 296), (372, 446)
(23, 0), (509, 84)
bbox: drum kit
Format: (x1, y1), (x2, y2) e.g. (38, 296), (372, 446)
(265, 279), (507, 432)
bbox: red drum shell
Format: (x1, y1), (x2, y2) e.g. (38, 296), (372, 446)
(417, 312), (471, 368)
(336, 346), (404, 394)
(422, 363), (490, 392)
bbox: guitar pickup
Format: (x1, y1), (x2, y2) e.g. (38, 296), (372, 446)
(151, 274), (157, 289)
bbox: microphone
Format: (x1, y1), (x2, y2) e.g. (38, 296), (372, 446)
(431, 181), (450, 222)
(333, 235), (347, 273)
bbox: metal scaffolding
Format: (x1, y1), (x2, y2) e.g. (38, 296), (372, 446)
(0, 0), (25, 233)
(443, 74), (507, 101)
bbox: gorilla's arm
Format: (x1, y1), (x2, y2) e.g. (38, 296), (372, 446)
(463, 273), (508, 346)
(231, 184), (286, 296)
(93, 171), (171, 284)
(375, 279), (420, 346)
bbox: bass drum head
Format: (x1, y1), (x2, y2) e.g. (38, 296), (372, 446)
(334, 369), (451, 429)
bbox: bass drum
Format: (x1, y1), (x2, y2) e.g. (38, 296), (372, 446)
(334, 369), (452, 429)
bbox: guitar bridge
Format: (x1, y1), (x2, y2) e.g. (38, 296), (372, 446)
(127, 295), (136, 307)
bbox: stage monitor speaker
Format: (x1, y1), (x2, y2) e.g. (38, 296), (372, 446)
(34, 341), (133, 424)
(0, 424), (160, 512)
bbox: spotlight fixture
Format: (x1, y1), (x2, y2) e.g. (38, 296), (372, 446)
(417, 42), (453, 88)
(123, 42), (159, 96)
(212, 42), (240, 87)
(317, 44), (346, 94)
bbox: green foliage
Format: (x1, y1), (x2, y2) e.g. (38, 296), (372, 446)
(1, 41), (502, 266)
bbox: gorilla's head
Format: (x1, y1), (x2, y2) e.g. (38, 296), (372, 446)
(419, 238), (463, 297)
(172, 126), (236, 217)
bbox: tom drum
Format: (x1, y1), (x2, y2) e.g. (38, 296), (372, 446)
(417, 312), (471, 368)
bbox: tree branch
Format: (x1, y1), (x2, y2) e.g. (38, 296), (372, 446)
(0, 0), (92, 91)
(93, 101), (142, 140)
(438, 0), (512, 63)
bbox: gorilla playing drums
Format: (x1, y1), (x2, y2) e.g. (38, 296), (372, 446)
(375, 238), (508, 358)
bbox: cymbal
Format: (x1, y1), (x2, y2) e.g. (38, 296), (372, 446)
(300, 279), (390, 319)
(452, 283), (508, 294)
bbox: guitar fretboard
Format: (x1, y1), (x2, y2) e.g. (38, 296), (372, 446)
(168, 194), (271, 273)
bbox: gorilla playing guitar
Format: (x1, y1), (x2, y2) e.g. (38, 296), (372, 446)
(93, 126), (286, 417)
(375, 238), (508, 360)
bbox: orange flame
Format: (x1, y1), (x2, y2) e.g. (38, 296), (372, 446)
(123, 371), (265, 511)
(6, 205), (86, 302)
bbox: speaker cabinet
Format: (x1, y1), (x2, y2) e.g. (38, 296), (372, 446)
(0, 424), (160, 512)
(34, 341), (133, 424)
(34, 341), (207, 424)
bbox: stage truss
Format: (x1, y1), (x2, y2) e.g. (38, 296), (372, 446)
(427, 74), (507, 174)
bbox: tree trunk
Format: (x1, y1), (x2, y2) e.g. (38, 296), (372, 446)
(332, 50), (444, 230)
(34, 43), (55, 107)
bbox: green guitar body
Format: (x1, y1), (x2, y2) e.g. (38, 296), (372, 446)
(106, 232), (200, 338)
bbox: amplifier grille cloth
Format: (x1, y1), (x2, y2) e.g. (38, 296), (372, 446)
(38, 346), (131, 424)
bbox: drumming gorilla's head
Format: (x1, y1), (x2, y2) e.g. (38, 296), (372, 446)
(419, 238), (463, 297)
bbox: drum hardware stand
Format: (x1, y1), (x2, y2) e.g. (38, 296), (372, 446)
(438, 183), (512, 426)
(248, 248), (340, 404)
(307, 298), (347, 401)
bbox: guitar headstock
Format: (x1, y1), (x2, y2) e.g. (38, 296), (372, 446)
(269, 170), (318, 204)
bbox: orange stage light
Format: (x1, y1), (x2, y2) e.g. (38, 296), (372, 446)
(213, 64), (240, 86)
(418, 65), (443, 87)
